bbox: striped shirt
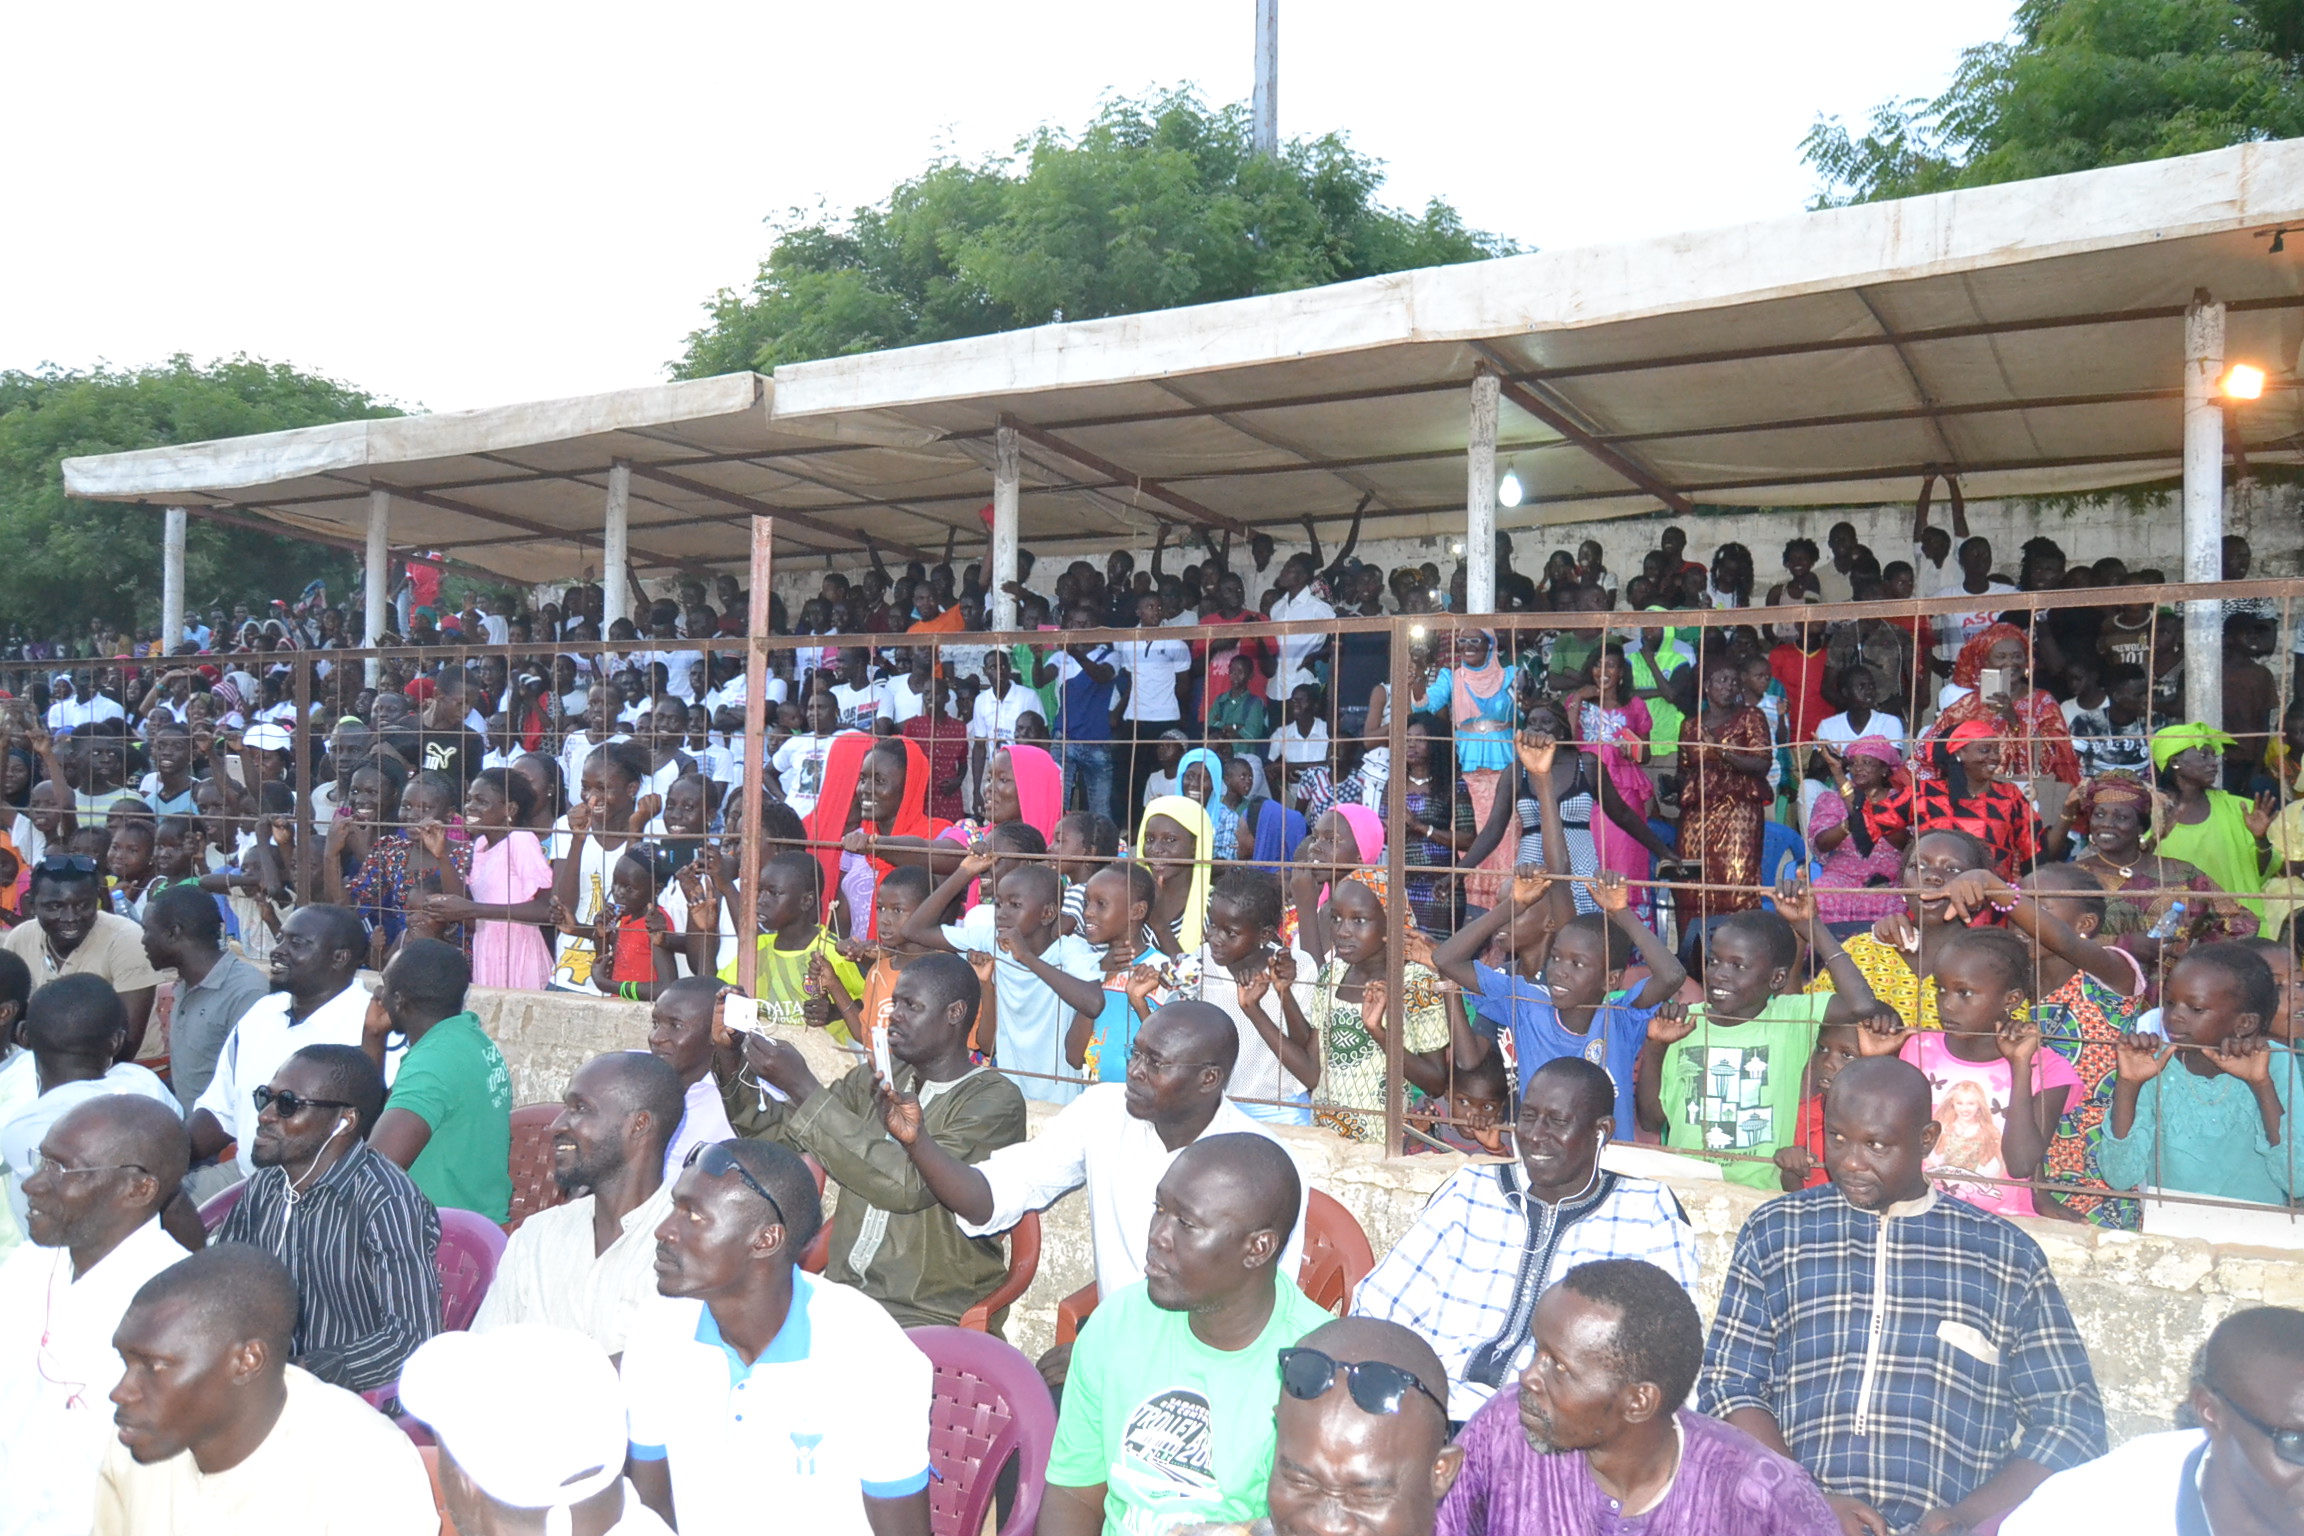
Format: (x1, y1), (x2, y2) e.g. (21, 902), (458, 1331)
(1352, 1164), (1699, 1422)
(1698, 1186), (2106, 1532)
(216, 1144), (442, 1391)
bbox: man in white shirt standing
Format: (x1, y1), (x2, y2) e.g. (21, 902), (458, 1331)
(0, 1095), (192, 1536)
(1911, 471), (1967, 598)
(47, 672), (126, 734)
(1113, 590), (1193, 823)
(1934, 535), (2019, 682)
(1268, 553), (1336, 699)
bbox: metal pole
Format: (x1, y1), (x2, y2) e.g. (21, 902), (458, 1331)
(737, 516), (774, 1000)
(1252, 0), (1279, 157)
(2183, 294), (2226, 728)
(992, 422), (1021, 632)
(293, 654), (314, 903)
(161, 506), (187, 653)
(603, 459), (632, 634)
(1466, 371), (1500, 615)
(1382, 618), (1412, 1153)
(363, 488), (390, 688)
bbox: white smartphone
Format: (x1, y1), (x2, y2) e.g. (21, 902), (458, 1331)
(870, 1027), (894, 1087)
(722, 991), (762, 1040)
(1978, 667), (2012, 700)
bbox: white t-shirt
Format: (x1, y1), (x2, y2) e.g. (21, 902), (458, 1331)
(647, 649), (705, 702)
(881, 674), (930, 726)
(830, 679), (892, 734)
(1912, 544), (1962, 598)
(1268, 589), (1335, 696)
(622, 1274), (932, 1536)
(47, 695), (125, 732)
(1814, 711), (1906, 750)
(1182, 944), (1319, 1111)
(1934, 581), (2017, 660)
(939, 906), (1100, 1107)
(560, 729), (631, 803)
(1998, 1429), (2199, 1536)
(0, 1066), (179, 1226)
(968, 685), (1039, 747)
(546, 821), (629, 991)
(191, 981), (394, 1177)
(1268, 718), (1331, 765)
(770, 733), (838, 818)
(1115, 635), (1192, 723)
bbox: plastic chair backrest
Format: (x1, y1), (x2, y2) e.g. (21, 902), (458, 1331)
(417, 1444), (460, 1535)
(435, 1208), (509, 1332)
(798, 1153), (833, 1273)
(503, 1104), (567, 1234)
(1298, 1189), (1376, 1315)
(197, 1179), (246, 1235)
(959, 1211), (1041, 1332)
(908, 1325), (1055, 1536)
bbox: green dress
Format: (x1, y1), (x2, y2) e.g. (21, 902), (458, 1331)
(2155, 789), (2269, 924)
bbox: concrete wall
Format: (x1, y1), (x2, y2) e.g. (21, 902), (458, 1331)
(467, 985), (2304, 1445)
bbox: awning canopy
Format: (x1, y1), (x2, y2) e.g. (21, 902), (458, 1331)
(64, 138), (2304, 583)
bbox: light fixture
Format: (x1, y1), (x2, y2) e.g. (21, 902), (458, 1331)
(2275, 230), (2287, 254)
(1450, 539), (1466, 556)
(1498, 469), (1525, 508)
(2223, 364), (2268, 401)
(1408, 624), (1428, 641)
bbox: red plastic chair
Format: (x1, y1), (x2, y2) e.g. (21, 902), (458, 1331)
(503, 1104), (568, 1234)
(960, 1211), (1041, 1333)
(1056, 1189), (1374, 1343)
(417, 1445), (462, 1535)
(908, 1325), (1055, 1536)
(436, 1208), (509, 1332)
(196, 1179), (246, 1235)
(798, 1153), (834, 1274)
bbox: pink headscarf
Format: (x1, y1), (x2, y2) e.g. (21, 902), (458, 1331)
(1844, 735), (1903, 768)
(1000, 744), (1064, 842)
(1335, 804), (1386, 866)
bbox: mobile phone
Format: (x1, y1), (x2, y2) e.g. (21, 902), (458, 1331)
(722, 992), (761, 1040)
(1978, 667), (2011, 700)
(870, 1027), (894, 1087)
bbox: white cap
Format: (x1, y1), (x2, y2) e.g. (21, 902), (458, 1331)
(399, 1325), (625, 1532)
(242, 723), (293, 753)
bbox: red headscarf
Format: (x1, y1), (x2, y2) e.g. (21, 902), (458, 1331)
(804, 734), (951, 935)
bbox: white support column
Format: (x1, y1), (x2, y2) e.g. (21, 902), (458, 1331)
(602, 459), (632, 632)
(992, 423), (1021, 632)
(1465, 371), (1500, 615)
(2183, 295), (2226, 729)
(364, 488), (390, 687)
(1252, 0), (1279, 157)
(161, 507), (187, 654)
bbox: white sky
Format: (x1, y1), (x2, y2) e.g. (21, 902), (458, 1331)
(2, 1), (2015, 414)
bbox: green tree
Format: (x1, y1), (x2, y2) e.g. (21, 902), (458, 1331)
(678, 88), (1512, 376)
(0, 356), (398, 642)
(1802, 0), (2304, 205)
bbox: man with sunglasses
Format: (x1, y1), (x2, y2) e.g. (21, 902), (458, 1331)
(1354, 1058), (1699, 1426)
(1045, 1133), (1327, 1536)
(3, 853), (163, 1067)
(0, 1096), (191, 1536)
(2001, 1305), (2304, 1536)
(215, 1043), (441, 1392)
(1255, 1318), (1462, 1536)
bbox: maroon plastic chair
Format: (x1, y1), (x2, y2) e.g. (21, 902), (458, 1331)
(435, 1207), (509, 1332)
(503, 1104), (568, 1234)
(798, 1153), (833, 1274)
(196, 1179), (246, 1236)
(908, 1325), (1055, 1536)
(959, 1211), (1041, 1333)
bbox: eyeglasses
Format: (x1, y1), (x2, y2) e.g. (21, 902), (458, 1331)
(684, 1141), (786, 1227)
(1127, 1046), (1221, 1077)
(2210, 1384), (2304, 1466)
(252, 1086), (354, 1118)
(33, 854), (98, 877)
(1279, 1347), (1449, 1421)
(31, 1156), (151, 1181)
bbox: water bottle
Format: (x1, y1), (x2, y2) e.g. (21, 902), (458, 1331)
(2147, 901), (2187, 942)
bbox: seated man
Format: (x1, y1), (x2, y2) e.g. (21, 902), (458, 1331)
(1699, 1057), (2108, 1535)
(360, 938), (512, 1222)
(0, 974), (180, 1230)
(215, 1043), (442, 1391)
(1440, 1259), (1837, 1534)
(622, 1138), (934, 1536)
(1259, 1317), (1464, 1536)
(724, 952), (1028, 1329)
(1354, 1058), (1700, 1424)
(95, 1244), (437, 1534)
(0, 1096), (193, 1536)
(3, 854), (161, 1065)
(471, 1051), (684, 1357)
(1045, 1134), (1329, 1536)
(401, 1324), (671, 1536)
(888, 999), (1303, 1301)
(2003, 1305), (2304, 1535)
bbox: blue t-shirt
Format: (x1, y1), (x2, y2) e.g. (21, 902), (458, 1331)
(1470, 963), (1656, 1134)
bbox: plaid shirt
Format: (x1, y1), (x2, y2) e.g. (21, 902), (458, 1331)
(1353, 1163), (1700, 1422)
(1698, 1186), (2106, 1531)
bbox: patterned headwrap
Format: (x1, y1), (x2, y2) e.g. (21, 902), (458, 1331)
(2066, 771), (2170, 843)
(2150, 722), (2237, 773)
(1951, 623), (2030, 690)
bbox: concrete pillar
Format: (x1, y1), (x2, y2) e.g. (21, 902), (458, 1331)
(603, 459), (632, 632)
(1252, 0), (1279, 157)
(1465, 371), (1500, 614)
(364, 488), (390, 687)
(992, 424), (1020, 632)
(161, 506), (187, 653)
(2183, 295), (2226, 729)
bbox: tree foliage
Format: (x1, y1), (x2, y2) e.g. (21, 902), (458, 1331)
(1802, 0), (2304, 205)
(0, 357), (397, 641)
(677, 89), (1513, 376)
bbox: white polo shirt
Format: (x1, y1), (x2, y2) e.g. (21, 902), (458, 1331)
(622, 1273), (932, 1536)
(192, 980), (397, 1177)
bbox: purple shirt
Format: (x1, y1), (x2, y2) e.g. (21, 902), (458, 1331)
(1437, 1401), (1838, 1536)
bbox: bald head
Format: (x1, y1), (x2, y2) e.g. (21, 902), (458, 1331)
(1146, 998), (1240, 1079)
(574, 1050), (686, 1166)
(1831, 1055), (1933, 1126)
(1269, 1318), (1462, 1536)
(69, 1094), (188, 1205)
(128, 1243), (299, 1361)
(1170, 1133), (1301, 1243)
(1294, 1317), (1449, 1423)
(1822, 1055), (1939, 1210)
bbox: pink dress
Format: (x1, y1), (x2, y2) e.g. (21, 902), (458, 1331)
(1578, 697), (1655, 917)
(1899, 1031), (2083, 1217)
(468, 829), (554, 989)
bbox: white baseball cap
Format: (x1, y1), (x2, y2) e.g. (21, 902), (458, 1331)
(398, 1325), (626, 1533)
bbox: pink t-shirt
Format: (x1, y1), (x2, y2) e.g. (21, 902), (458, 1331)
(1899, 1031), (2083, 1216)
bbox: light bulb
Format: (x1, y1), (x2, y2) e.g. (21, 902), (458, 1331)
(1450, 540), (1465, 556)
(2223, 364), (2268, 401)
(1498, 470), (1524, 508)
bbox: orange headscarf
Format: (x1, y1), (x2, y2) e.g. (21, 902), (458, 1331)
(804, 734), (951, 935)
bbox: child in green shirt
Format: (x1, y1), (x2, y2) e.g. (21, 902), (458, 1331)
(709, 848), (866, 1043)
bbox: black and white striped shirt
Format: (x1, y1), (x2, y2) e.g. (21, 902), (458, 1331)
(216, 1144), (442, 1391)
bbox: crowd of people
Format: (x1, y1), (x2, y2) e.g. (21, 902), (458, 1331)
(1, 495), (2303, 1532)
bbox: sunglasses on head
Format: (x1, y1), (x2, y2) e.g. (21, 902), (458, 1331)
(684, 1140), (786, 1227)
(1279, 1347), (1448, 1421)
(2212, 1384), (2304, 1466)
(34, 854), (98, 877)
(252, 1086), (354, 1118)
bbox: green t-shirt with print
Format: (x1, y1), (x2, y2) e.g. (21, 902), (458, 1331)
(384, 1011), (513, 1221)
(1656, 990), (1831, 1190)
(1050, 1275), (1333, 1535)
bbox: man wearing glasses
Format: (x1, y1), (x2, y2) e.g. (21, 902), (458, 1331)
(214, 1043), (441, 1393)
(2003, 1305), (2304, 1536)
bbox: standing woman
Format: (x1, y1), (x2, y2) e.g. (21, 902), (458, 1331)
(821, 736), (954, 937)
(1387, 714), (1478, 938)
(1674, 654), (1774, 931)
(1137, 795), (1214, 952)
(2150, 724), (2274, 925)
(1921, 623), (2081, 810)
(414, 767), (555, 988)
(1565, 644), (1658, 917)
(1416, 629), (1519, 910)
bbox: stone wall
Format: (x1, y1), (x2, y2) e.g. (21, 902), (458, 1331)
(467, 985), (2304, 1445)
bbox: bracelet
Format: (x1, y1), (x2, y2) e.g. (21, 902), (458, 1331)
(619, 981), (640, 1001)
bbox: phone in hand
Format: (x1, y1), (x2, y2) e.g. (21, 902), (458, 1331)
(870, 1026), (894, 1087)
(1978, 667), (2012, 700)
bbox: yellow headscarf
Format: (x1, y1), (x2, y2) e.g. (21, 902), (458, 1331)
(2150, 722), (2237, 773)
(1137, 795), (1214, 951)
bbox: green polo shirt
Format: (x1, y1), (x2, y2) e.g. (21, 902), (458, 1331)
(384, 1010), (512, 1221)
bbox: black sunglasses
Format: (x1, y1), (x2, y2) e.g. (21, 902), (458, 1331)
(684, 1141), (786, 1227)
(34, 854), (98, 877)
(252, 1086), (355, 1118)
(1279, 1347), (1448, 1421)
(2211, 1384), (2304, 1466)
